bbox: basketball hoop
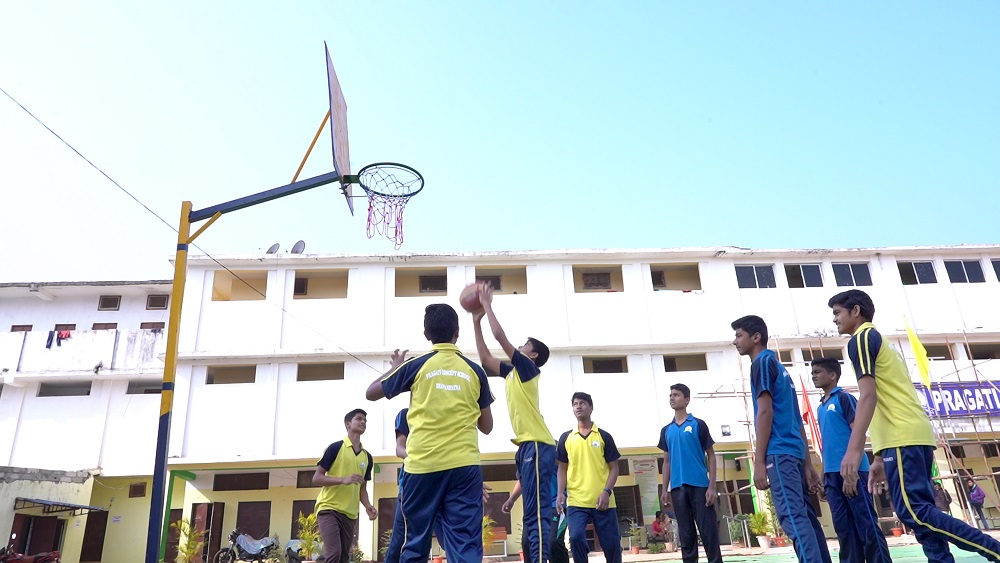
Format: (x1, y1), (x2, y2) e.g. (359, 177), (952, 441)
(355, 162), (423, 248)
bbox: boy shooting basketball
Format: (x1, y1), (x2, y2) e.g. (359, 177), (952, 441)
(473, 282), (555, 563)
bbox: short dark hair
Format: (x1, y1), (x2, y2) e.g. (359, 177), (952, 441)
(571, 391), (593, 407)
(731, 315), (769, 345)
(424, 304), (459, 343)
(344, 408), (367, 424)
(528, 337), (550, 367)
(828, 289), (875, 322)
(655, 510), (663, 519)
(669, 383), (691, 398)
(811, 358), (842, 378)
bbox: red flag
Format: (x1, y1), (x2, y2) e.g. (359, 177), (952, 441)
(798, 374), (823, 453)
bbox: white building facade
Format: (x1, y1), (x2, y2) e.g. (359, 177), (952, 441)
(3, 246), (1000, 562)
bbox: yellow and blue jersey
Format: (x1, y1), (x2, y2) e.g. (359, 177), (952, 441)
(657, 414), (714, 489)
(817, 387), (870, 474)
(556, 423), (620, 508)
(751, 350), (806, 459)
(498, 350), (556, 446)
(381, 343), (493, 474)
(848, 322), (934, 453)
(314, 438), (373, 519)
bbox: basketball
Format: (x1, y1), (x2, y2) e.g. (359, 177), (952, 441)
(459, 283), (483, 313)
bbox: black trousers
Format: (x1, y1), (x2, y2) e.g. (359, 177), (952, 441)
(670, 485), (723, 563)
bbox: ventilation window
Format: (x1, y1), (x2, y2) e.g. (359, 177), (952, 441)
(650, 264), (702, 291)
(583, 356), (628, 373)
(10, 325), (32, 332)
(395, 269), (448, 297)
(898, 261), (937, 285)
(92, 323), (118, 330)
(475, 267), (528, 294)
(98, 295), (121, 311)
(785, 264), (823, 288)
(419, 275), (448, 293)
(801, 348), (845, 361)
(206, 366), (257, 384)
(832, 263), (873, 287)
(476, 275), (503, 291)
(923, 345), (953, 360)
(213, 473), (269, 491)
(573, 266), (623, 293)
(294, 278), (309, 295)
(297, 363), (345, 381)
(966, 342), (1000, 360)
(127, 381), (162, 394)
(735, 265), (776, 289)
(944, 260), (986, 284)
(663, 354), (708, 372)
(54, 324), (76, 331)
(292, 270), (349, 299)
(297, 470), (316, 488)
(212, 270), (268, 301)
(145, 295), (169, 310)
(129, 482), (147, 498)
(140, 322), (165, 330)
(38, 382), (92, 397)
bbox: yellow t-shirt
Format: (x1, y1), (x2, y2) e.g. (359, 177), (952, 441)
(556, 423), (620, 508)
(500, 350), (556, 446)
(849, 322), (935, 453)
(314, 438), (373, 519)
(381, 343), (494, 474)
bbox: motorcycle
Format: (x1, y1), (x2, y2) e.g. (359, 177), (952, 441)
(213, 529), (279, 563)
(0, 534), (61, 563)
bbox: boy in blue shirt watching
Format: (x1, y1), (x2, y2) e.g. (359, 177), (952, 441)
(811, 358), (891, 563)
(657, 383), (722, 563)
(732, 315), (831, 563)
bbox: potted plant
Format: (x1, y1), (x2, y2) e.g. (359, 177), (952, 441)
(748, 512), (771, 550)
(170, 518), (205, 563)
(482, 514), (500, 552)
(295, 511), (322, 563)
(647, 541), (665, 554)
(728, 518), (745, 547)
(628, 519), (642, 554)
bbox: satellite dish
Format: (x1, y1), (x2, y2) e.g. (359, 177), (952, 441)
(265, 243), (280, 254)
(291, 240), (306, 254)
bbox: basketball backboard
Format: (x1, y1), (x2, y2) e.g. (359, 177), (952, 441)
(325, 42), (353, 215)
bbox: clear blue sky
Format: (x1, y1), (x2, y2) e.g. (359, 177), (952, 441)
(2, 2), (998, 282)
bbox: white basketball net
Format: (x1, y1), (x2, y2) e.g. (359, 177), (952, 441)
(359, 164), (421, 249)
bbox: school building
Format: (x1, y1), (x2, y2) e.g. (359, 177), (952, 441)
(2, 245), (1000, 562)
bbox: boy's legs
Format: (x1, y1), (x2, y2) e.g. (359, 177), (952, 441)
(972, 504), (988, 529)
(518, 441), (556, 563)
(884, 446), (1000, 563)
(766, 455), (832, 563)
(317, 509), (356, 563)
(436, 465), (485, 563)
(690, 486), (723, 563)
(824, 473), (861, 563)
(566, 507), (594, 563)
(847, 471), (891, 563)
(549, 512), (569, 563)
(398, 469), (446, 563)
(592, 507), (623, 563)
(670, 486), (700, 563)
(383, 498), (407, 563)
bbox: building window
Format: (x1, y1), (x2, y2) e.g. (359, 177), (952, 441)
(993, 259), (1000, 282)
(573, 266), (624, 293)
(296, 363), (345, 381)
(475, 267), (528, 294)
(650, 264), (702, 291)
(140, 322), (165, 330)
(10, 325), (32, 332)
(944, 260), (986, 284)
(206, 366), (256, 385)
(292, 269), (349, 299)
(212, 270), (268, 301)
(583, 356), (628, 373)
(98, 295), (121, 311)
(785, 264), (823, 288)
(801, 348), (845, 362)
(146, 295), (170, 310)
(476, 275), (503, 291)
(294, 278), (309, 295)
(898, 261), (937, 285)
(395, 268), (448, 297)
(38, 381), (92, 397)
(419, 275), (448, 293)
(965, 343), (1000, 360)
(774, 349), (793, 365)
(213, 473), (269, 491)
(126, 381), (162, 395)
(92, 323), (118, 330)
(297, 470), (316, 488)
(735, 265), (776, 289)
(129, 482), (147, 498)
(832, 263), (873, 287)
(54, 323), (77, 331)
(923, 345), (954, 360)
(663, 354), (708, 372)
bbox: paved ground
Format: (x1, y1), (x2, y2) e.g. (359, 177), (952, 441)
(608, 531), (1000, 562)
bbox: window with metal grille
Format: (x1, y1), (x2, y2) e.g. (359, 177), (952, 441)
(735, 265), (776, 289)
(583, 356), (627, 374)
(129, 482), (147, 498)
(832, 263), (873, 287)
(944, 260), (986, 284)
(898, 261), (937, 285)
(419, 275), (448, 293)
(98, 295), (121, 311)
(784, 264), (823, 288)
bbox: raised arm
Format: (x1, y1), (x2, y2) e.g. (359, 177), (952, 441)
(366, 348), (409, 401)
(479, 284), (517, 358)
(473, 311), (503, 376)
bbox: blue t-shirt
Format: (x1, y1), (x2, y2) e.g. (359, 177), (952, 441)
(395, 408), (409, 488)
(817, 387), (869, 474)
(751, 350), (806, 459)
(657, 414), (714, 489)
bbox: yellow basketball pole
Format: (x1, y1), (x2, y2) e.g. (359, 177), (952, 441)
(292, 111), (332, 183)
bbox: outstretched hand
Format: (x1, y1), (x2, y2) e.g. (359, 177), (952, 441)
(389, 349), (409, 370)
(479, 282), (494, 306)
